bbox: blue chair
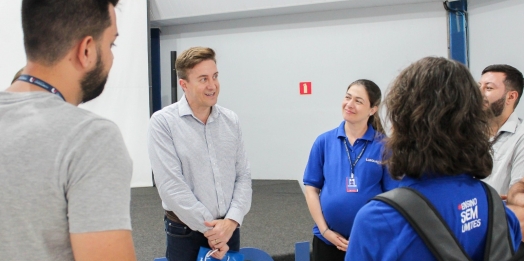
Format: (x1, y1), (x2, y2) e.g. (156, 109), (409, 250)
(239, 247), (274, 261)
(154, 258), (167, 261)
(295, 241), (310, 261)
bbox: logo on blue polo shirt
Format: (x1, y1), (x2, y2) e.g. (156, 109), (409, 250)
(459, 198), (481, 233)
(365, 158), (382, 164)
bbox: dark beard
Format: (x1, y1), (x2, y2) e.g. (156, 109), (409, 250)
(80, 49), (108, 103)
(489, 93), (506, 117)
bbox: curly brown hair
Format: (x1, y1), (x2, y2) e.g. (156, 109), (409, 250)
(385, 57), (492, 179)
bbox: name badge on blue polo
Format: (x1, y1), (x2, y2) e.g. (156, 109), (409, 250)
(346, 176), (358, 192)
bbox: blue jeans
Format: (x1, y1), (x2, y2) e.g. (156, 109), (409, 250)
(164, 216), (240, 261)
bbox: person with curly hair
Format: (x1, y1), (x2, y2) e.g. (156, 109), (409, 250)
(345, 57), (522, 260)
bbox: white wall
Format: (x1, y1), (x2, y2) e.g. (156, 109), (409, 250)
(0, 0), (152, 188)
(150, 0), (442, 26)
(469, 0), (524, 118)
(0, 2), (25, 85)
(159, 2), (448, 183)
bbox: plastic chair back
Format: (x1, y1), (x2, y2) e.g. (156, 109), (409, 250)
(295, 241), (310, 261)
(239, 247), (274, 261)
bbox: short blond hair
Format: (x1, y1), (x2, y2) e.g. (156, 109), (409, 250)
(175, 47), (216, 80)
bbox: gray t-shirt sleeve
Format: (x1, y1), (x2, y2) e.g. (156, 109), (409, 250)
(64, 119), (133, 233)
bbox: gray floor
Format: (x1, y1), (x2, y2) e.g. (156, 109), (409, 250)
(131, 180), (313, 261)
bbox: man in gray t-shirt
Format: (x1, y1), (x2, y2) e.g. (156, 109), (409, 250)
(0, 0), (136, 260)
(0, 93), (133, 260)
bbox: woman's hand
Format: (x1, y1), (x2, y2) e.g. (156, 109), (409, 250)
(323, 229), (349, 251)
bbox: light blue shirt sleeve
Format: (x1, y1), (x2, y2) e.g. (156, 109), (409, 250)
(148, 113), (214, 233)
(225, 118), (252, 225)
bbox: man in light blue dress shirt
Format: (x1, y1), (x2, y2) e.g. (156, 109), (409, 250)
(479, 64), (524, 196)
(148, 47), (252, 261)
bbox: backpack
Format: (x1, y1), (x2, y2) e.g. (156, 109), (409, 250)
(372, 182), (524, 261)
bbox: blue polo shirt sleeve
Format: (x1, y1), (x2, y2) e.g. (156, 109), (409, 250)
(505, 203), (523, 251)
(346, 201), (399, 261)
(303, 135), (325, 189)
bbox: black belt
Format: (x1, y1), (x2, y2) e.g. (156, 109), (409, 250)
(165, 210), (186, 225)
(164, 211), (227, 226)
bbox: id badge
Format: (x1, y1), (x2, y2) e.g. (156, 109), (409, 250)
(346, 176), (358, 193)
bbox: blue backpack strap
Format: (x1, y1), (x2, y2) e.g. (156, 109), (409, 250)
(481, 182), (514, 260)
(373, 188), (472, 261)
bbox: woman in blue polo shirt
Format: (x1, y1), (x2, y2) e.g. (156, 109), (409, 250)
(345, 57), (522, 260)
(303, 79), (399, 261)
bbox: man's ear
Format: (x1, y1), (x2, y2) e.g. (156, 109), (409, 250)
(179, 78), (187, 92)
(76, 36), (97, 70)
(507, 90), (519, 106)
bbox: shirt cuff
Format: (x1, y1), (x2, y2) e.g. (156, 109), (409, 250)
(225, 207), (245, 227)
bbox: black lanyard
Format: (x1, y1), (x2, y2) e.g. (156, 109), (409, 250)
(17, 75), (65, 101)
(343, 139), (368, 179)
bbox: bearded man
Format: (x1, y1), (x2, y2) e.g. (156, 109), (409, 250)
(0, 1), (136, 260)
(479, 64), (524, 196)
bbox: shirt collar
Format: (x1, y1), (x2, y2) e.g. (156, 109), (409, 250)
(498, 111), (520, 135)
(336, 121), (376, 141)
(178, 94), (220, 122)
(399, 173), (473, 187)
(178, 94), (193, 116)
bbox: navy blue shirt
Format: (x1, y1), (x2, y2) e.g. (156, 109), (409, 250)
(346, 174), (522, 261)
(303, 121), (399, 244)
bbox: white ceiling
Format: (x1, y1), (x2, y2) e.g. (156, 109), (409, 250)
(149, 0), (445, 27)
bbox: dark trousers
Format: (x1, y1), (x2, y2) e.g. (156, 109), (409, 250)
(164, 216), (240, 261)
(312, 235), (346, 261)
